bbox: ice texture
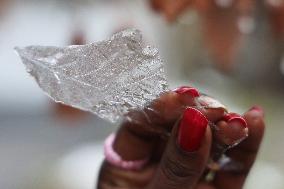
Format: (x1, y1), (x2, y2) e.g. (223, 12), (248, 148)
(15, 29), (169, 123)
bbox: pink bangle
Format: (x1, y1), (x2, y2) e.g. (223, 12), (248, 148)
(104, 133), (149, 170)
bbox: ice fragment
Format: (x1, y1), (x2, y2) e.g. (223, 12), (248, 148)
(15, 29), (169, 123)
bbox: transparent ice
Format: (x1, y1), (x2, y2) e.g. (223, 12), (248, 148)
(15, 29), (169, 123)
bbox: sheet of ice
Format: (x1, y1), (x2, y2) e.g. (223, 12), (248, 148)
(15, 29), (169, 123)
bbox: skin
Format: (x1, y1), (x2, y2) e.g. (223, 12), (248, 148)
(98, 92), (265, 189)
(149, 0), (258, 71)
(105, 2), (267, 187)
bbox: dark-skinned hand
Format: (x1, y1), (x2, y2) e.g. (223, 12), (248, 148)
(98, 88), (265, 189)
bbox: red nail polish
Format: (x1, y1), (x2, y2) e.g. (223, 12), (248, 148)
(174, 86), (200, 97)
(223, 113), (247, 127)
(177, 107), (208, 152)
(249, 105), (264, 117)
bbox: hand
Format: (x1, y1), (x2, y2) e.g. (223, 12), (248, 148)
(98, 88), (265, 189)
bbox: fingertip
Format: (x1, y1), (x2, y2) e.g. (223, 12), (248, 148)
(214, 120), (248, 147)
(197, 95), (228, 123)
(238, 106), (265, 151)
(247, 105), (265, 118)
(177, 107), (209, 152)
(244, 106), (265, 132)
(198, 95), (228, 113)
(223, 113), (247, 128)
(171, 86), (199, 107)
(173, 86), (200, 97)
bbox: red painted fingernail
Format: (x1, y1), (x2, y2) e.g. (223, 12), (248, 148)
(177, 107), (208, 152)
(223, 113), (247, 127)
(174, 86), (200, 97)
(249, 105), (265, 117)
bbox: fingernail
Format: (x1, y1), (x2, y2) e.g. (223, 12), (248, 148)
(198, 95), (228, 112)
(223, 113), (247, 127)
(174, 86), (200, 97)
(249, 105), (265, 117)
(177, 107), (208, 152)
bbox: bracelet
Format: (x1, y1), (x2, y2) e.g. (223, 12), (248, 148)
(104, 133), (149, 170)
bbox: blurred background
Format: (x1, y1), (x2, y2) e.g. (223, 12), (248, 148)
(1, 0), (284, 188)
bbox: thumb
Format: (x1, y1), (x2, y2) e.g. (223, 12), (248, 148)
(148, 107), (212, 189)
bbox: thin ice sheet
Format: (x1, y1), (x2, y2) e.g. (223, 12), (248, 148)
(16, 29), (169, 122)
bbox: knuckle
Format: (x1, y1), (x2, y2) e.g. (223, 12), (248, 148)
(161, 155), (201, 184)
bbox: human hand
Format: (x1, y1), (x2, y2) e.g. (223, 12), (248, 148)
(98, 86), (265, 189)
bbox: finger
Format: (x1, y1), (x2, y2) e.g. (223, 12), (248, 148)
(114, 90), (226, 161)
(150, 0), (164, 11)
(198, 1), (242, 71)
(206, 113), (248, 174)
(198, 94), (228, 122)
(162, 0), (193, 22)
(214, 113), (248, 147)
(98, 90), (208, 189)
(148, 107), (212, 189)
(114, 88), (199, 161)
(210, 117), (248, 164)
(213, 106), (265, 189)
(152, 110), (249, 164)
